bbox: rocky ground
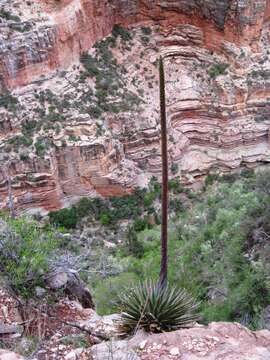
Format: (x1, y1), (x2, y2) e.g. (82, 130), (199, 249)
(1, 286), (270, 359)
(0, 289), (94, 359)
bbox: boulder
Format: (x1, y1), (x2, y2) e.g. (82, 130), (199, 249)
(46, 269), (95, 309)
(91, 339), (139, 360)
(0, 324), (23, 336)
(262, 306), (270, 330)
(0, 350), (24, 360)
(80, 313), (120, 339)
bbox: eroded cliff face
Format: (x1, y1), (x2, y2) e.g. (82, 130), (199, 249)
(1, 0), (270, 213)
(0, 0), (267, 89)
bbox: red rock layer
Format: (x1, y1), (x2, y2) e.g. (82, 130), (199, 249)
(2, 0), (270, 88)
(1, 0), (270, 213)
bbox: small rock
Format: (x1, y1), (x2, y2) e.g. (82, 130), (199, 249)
(74, 348), (84, 356)
(35, 286), (46, 297)
(139, 340), (147, 349)
(48, 271), (68, 289)
(65, 351), (76, 360)
(170, 347), (180, 356)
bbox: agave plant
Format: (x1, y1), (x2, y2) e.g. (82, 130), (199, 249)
(117, 280), (200, 335)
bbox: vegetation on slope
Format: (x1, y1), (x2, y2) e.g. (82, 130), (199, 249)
(2, 169), (270, 330)
(0, 216), (60, 299)
(85, 170), (270, 329)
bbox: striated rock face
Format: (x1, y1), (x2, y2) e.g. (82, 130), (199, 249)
(0, 0), (267, 89)
(1, 0), (270, 212)
(91, 322), (270, 360)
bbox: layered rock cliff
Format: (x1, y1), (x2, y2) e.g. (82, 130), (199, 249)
(1, 0), (270, 213)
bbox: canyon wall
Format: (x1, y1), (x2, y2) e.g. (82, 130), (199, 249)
(2, 0), (268, 89)
(1, 0), (270, 213)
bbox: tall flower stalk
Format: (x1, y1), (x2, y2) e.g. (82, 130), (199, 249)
(117, 57), (200, 336)
(158, 56), (168, 289)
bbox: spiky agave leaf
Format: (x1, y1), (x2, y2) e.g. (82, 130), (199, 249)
(117, 280), (200, 335)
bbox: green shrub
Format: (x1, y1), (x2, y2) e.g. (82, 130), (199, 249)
(88, 105), (102, 118)
(100, 213), (111, 226)
(204, 171), (240, 186)
(11, 22), (32, 32)
(140, 36), (150, 45)
(176, 181), (270, 325)
(143, 191), (156, 207)
(0, 88), (19, 112)
(168, 179), (183, 193)
(0, 9), (21, 22)
(133, 218), (148, 232)
(35, 137), (47, 157)
(251, 69), (270, 79)
(117, 280), (199, 334)
(123, 227), (144, 258)
(169, 199), (185, 213)
(92, 272), (139, 315)
(254, 114), (269, 122)
(0, 216), (59, 299)
(80, 34), (141, 116)
(141, 27), (152, 35)
(240, 168), (255, 179)
(49, 207), (78, 229)
(204, 172), (219, 186)
(68, 134), (78, 142)
(60, 334), (88, 348)
(19, 152), (29, 161)
(171, 163), (178, 175)
(255, 169), (270, 195)
(147, 177), (162, 200)
(76, 198), (93, 218)
(22, 120), (39, 135)
(8, 135), (33, 147)
(208, 63), (229, 79)
(112, 24), (132, 41)
(219, 172), (239, 184)
(80, 53), (99, 77)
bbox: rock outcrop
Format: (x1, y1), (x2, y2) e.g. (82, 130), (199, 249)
(1, 0), (270, 212)
(1, 282), (270, 359)
(91, 321), (270, 360)
(0, 350), (24, 360)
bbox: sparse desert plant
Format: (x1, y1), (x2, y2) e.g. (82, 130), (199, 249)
(0, 88), (19, 112)
(112, 24), (132, 41)
(141, 26), (152, 35)
(117, 280), (199, 334)
(0, 8), (21, 22)
(34, 137), (47, 157)
(208, 63), (229, 79)
(80, 53), (99, 77)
